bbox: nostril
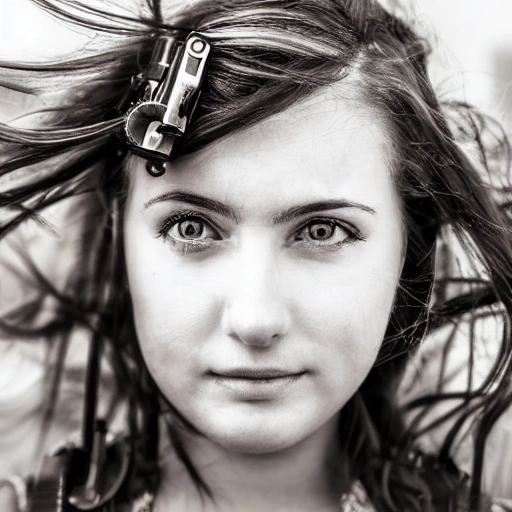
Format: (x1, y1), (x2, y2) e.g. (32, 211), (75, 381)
(228, 326), (282, 349)
(222, 302), (289, 348)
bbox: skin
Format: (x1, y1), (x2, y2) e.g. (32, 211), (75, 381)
(123, 85), (405, 511)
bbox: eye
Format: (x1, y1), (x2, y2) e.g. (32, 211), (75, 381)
(293, 218), (361, 247)
(159, 212), (221, 245)
(173, 219), (209, 240)
(307, 222), (335, 241)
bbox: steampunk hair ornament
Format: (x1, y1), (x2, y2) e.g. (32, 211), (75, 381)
(124, 33), (210, 176)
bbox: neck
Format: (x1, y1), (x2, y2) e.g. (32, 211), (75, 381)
(154, 415), (348, 512)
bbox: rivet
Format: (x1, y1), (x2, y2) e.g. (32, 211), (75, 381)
(146, 161), (166, 177)
(191, 38), (206, 53)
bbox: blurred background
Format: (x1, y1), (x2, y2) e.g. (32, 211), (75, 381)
(2, 0), (512, 130)
(1, 0), (512, 498)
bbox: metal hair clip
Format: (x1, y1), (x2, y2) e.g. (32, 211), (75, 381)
(125, 33), (210, 176)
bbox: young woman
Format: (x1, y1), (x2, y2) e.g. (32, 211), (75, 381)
(1, 0), (512, 510)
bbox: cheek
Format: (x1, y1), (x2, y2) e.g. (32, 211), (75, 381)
(123, 229), (229, 396)
(291, 244), (402, 385)
(126, 253), (210, 359)
(128, 237), (221, 312)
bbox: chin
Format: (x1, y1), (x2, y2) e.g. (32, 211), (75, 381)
(193, 409), (315, 455)
(207, 427), (299, 455)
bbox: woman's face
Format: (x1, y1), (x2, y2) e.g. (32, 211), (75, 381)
(124, 87), (405, 454)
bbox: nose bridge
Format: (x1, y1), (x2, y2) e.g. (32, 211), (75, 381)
(222, 238), (290, 348)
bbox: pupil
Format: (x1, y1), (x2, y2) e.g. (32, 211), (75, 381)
(180, 220), (203, 238)
(310, 223), (333, 240)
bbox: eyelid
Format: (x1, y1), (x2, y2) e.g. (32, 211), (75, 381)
(156, 211), (364, 256)
(158, 211), (219, 234)
(292, 216), (363, 241)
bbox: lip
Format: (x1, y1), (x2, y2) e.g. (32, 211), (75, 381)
(207, 368), (307, 400)
(209, 368), (306, 379)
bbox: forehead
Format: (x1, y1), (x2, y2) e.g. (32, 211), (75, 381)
(126, 84), (396, 213)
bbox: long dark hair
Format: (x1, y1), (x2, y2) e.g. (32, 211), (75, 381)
(1, 0), (511, 510)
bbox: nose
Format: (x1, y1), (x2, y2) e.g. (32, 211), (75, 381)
(221, 245), (291, 348)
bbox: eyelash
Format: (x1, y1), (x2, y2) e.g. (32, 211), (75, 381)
(157, 211), (221, 254)
(293, 217), (364, 251)
(157, 211), (364, 254)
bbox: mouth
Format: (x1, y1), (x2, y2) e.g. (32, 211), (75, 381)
(206, 368), (307, 400)
(208, 368), (307, 380)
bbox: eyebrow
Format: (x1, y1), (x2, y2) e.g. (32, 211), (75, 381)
(144, 192), (239, 221)
(272, 200), (376, 224)
(144, 191), (376, 223)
